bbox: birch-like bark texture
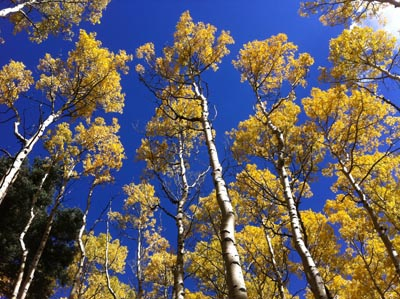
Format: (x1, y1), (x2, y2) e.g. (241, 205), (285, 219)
(0, 113), (59, 206)
(105, 207), (118, 299)
(265, 115), (331, 299)
(173, 135), (189, 299)
(193, 83), (248, 299)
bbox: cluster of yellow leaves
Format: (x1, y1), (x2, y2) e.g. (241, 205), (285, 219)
(36, 30), (132, 118)
(136, 98), (204, 176)
(230, 103), (301, 163)
(0, 60), (33, 107)
(303, 86), (394, 157)
(136, 11), (234, 81)
(299, 0), (383, 26)
(66, 232), (134, 299)
(118, 182), (160, 229)
(187, 238), (227, 298)
(232, 33), (314, 95)
(322, 26), (398, 85)
(9, 0), (111, 42)
(144, 251), (176, 298)
(45, 117), (125, 182)
(324, 196), (400, 297)
(237, 225), (292, 299)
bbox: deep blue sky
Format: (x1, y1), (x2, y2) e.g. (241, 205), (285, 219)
(0, 1), (347, 297)
(0, 0), (342, 190)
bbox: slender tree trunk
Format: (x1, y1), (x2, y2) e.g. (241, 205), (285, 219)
(264, 229), (286, 299)
(105, 207), (118, 299)
(173, 134), (188, 299)
(193, 82), (248, 299)
(69, 182), (96, 299)
(266, 116), (331, 299)
(11, 171), (49, 299)
(17, 184), (65, 299)
(340, 162), (400, 277)
(136, 227), (144, 299)
(0, 113), (59, 206)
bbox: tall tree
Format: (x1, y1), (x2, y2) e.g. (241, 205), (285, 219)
(232, 34), (333, 299)
(303, 86), (400, 278)
(0, 0), (110, 43)
(136, 11), (248, 299)
(111, 182), (171, 299)
(0, 30), (131, 206)
(65, 232), (134, 299)
(136, 95), (208, 299)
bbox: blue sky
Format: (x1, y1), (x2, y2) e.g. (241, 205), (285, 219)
(0, 0), (343, 188)
(1, 1), (360, 297)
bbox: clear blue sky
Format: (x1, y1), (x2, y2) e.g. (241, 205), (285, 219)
(0, 1), (345, 297)
(0, 0), (342, 189)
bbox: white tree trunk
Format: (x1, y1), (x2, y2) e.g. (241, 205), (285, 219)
(0, 1), (38, 17)
(266, 117), (331, 299)
(17, 188), (64, 299)
(264, 229), (286, 299)
(173, 135), (188, 299)
(69, 182), (96, 299)
(11, 172), (49, 299)
(193, 83), (248, 299)
(0, 113), (59, 206)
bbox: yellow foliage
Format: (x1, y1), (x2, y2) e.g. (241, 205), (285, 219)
(136, 10), (234, 80)
(322, 26), (398, 85)
(0, 60), (33, 107)
(299, 0), (384, 26)
(45, 117), (125, 182)
(36, 30), (132, 118)
(9, 0), (111, 42)
(69, 232), (134, 299)
(233, 33), (314, 95)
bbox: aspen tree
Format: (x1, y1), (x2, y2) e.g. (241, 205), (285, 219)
(136, 11), (247, 299)
(232, 34), (333, 299)
(0, 30), (131, 206)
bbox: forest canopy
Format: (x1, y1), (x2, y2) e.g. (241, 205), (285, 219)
(0, 1), (399, 299)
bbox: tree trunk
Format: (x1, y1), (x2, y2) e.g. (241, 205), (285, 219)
(0, 0), (37, 17)
(340, 162), (400, 277)
(17, 184), (64, 299)
(264, 229), (286, 299)
(173, 134), (188, 299)
(193, 82), (248, 299)
(266, 116), (331, 299)
(69, 182), (96, 299)
(12, 171), (49, 299)
(0, 113), (59, 206)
